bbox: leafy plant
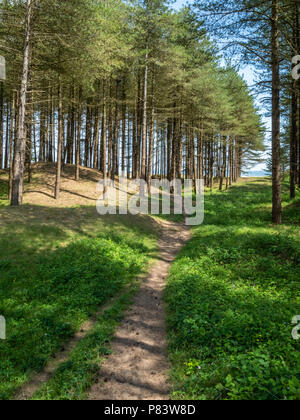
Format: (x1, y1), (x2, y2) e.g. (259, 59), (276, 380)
(165, 179), (300, 400)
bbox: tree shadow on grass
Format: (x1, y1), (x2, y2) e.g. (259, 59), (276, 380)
(0, 205), (159, 400)
(203, 180), (300, 227)
(165, 225), (300, 400)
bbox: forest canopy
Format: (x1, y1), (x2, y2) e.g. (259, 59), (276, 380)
(0, 0), (264, 204)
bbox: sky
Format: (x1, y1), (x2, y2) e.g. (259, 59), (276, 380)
(172, 0), (269, 173)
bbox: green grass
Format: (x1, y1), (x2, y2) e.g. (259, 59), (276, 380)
(0, 177), (9, 206)
(0, 205), (158, 400)
(31, 285), (138, 400)
(165, 178), (300, 400)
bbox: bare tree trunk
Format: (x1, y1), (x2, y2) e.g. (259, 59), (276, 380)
(141, 52), (148, 184)
(55, 76), (63, 200)
(4, 100), (9, 169)
(26, 93), (32, 184)
(167, 118), (172, 181)
(219, 138), (227, 191)
(176, 109), (183, 179)
(147, 104), (154, 191)
(108, 82), (113, 179)
(132, 104), (137, 178)
(198, 129), (203, 180)
(75, 88), (82, 181)
(209, 141), (214, 189)
(136, 73), (142, 178)
(48, 88), (54, 162)
(39, 106), (45, 162)
(290, 3), (298, 199)
(93, 108), (100, 170)
(8, 94), (15, 201)
(271, 0), (282, 224)
(171, 108), (177, 182)
(127, 114), (131, 179)
(0, 82), (3, 169)
(69, 83), (75, 164)
(121, 81), (126, 174)
(290, 80), (297, 199)
(296, 0), (300, 188)
(101, 81), (107, 181)
(33, 110), (37, 162)
(11, 0), (32, 206)
(112, 79), (120, 179)
(85, 106), (92, 168)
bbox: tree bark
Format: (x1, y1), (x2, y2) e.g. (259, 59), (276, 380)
(271, 0), (282, 224)
(290, 78), (297, 199)
(8, 94), (15, 201)
(101, 81), (107, 180)
(112, 79), (120, 179)
(4, 100), (9, 169)
(147, 104), (154, 191)
(141, 52), (148, 186)
(55, 76), (63, 200)
(0, 82), (3, 169)
(11, 0), (32, 206)
(219, 138), (227, 191)
(75, 87), (82, 181)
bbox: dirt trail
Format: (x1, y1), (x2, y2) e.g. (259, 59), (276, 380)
(88, 220), (190, 400)
(14, 218), (190, 401)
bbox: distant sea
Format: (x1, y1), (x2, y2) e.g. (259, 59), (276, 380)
(242, 171), (268, 178)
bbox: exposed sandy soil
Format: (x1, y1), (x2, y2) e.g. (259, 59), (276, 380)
(0, 163), (103, 207)
(88, 219), (190, 400)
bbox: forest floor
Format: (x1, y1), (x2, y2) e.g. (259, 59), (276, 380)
(88, 220), (190, 400)
(1, 166), (299, 400)
(0, 163), (189, 400)
(0, 163), (104, 207)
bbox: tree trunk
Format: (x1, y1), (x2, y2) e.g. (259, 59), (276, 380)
(121, 81), (126, 174)
(112, 79), (120, 179)
(4, 100), (9, 169)
(93, 107), (100, 170)
(290, 77), (297, 199)
(132, 104), (137, 178)
(147, 104), (154, 191)
(11, 0), (32, 206)
(141, 52), (148, 186)
(219, 138), (227, 191)
(85, 106), (92, 167)
(108, 82), (113, 179)
(167, 118), (172, 181)
(271, 0), (282, 224)
(0, 82), (3, 169)
(101, 81), (107, 180)
(75, 88), (82, 181)
(55, 76), (63, 200)
(39, 107), (45, 162)
(8, 94), (15, 201)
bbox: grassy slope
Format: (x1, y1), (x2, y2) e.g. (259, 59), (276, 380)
(165, 178), (300, 400)
(0, 170), (159, 399)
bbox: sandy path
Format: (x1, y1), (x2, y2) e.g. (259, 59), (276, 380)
(88, 220), (190, 400)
